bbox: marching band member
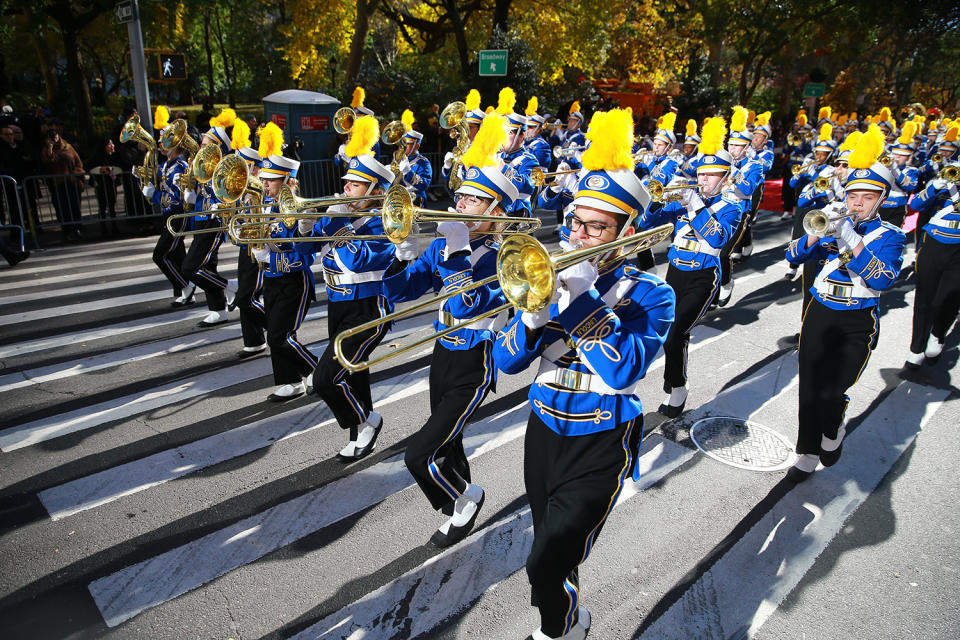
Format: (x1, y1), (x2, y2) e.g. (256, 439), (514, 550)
(639, 117), (742, 417)
(552, 100), (586, 162)
(634, 111), (680, 186)
(904, 164), (960, 368)
(493, 108), (675, 640)
(781, 110), (812, 221)
(182, 115), (238, 327)
(231, 121), (269, 359)
(784, 123), (836, 281)
(253, 153), (320, 401)
(876, 107), (896, 142)
(336, 87), (378, 170)
(148, 122), (193, 307)
(395, 109), (433, 207)
(496, 87), (539, 217)
(731, 111), (775, 261)
(676, 118), (702, 180)
(384, 113), (517, 547)
(309, 115), (397, 462)
(442, 89), (484, 184)
(784, 125), (905, 481)
(524, 97), (551, 169)
(878, 121), (920, 228)
(715, 106), (764, 306)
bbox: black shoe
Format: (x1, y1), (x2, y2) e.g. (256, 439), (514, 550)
(786, 466), (814, 483)
(352, 415), (384, 460)
(237, 345), (266, 359)
(171, 293), (195, 307)
(430, 491), (485, 548)
(657, 401), (685, 418)
(6, 250), (29, 267)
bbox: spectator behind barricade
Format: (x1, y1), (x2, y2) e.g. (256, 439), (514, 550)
(40, 128), (85, 241)
(196, 102), (214, 133)
(244, 114), (259, 149)
(0, 124), (22, 225)
(89, 136), (122, 236)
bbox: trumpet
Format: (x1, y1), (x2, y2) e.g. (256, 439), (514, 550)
(333, 223), (674, 372)
(939, 165), (960, 183)
(647, 179), (699, 203)
(553, 144), (588, 159)
(813, 176), (832, 192)
(440, 101), (470, 191)
(792, 160), (816, 176)
(119, 114), (157, 190)
(931, 153), (943, 164)
(879, 154), (892, 167)
(787, 133), (802, 146)
(530, 166), (580, 188)
(802, 207), (852, 236)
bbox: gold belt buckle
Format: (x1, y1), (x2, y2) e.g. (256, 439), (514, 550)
(945, 219), (960, 230)
(324, 271), (340, 286)
(555, 368), (587, 391)
(676, 238), (699, 252)
(440, 310), (458, 327)
(827, 284), (852, 298)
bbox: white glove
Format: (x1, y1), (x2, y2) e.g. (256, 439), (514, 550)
(557, 259), (598, 312)
(395, 236), (418, 261)
(337, 144), (348, 162)
(437, 220), (471, 255)
(398, 156), (412, 176)
(556, 161), (570, 173)
(559, 171), (579, 193)
(142, 184), (156, 198)
(837, 218), (863, 251)
(184, 189), (197, 205)
(297, 218), (316, 235)
(683, 190), (705, 211)
(253, 246), (271, 263)
(931, 178), (947, 191)
(443, 152), (454, 170)
(521, 306), (551, 330)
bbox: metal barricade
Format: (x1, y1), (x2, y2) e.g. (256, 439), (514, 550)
(0, 174), (29, 251)
(297, 159), (342, 198)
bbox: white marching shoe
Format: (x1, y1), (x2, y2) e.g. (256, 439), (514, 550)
(337, 412), (383, 462)
(786, 453), (820, 482)
(527, 606), (591, 640)
(924, 335), (944, 360)
(225, 279), (238, 310)
(198, 309), (229, 327)
(904, 350), (925, 369)
(172, 283), (196, 307)
(267, 381), (306, 402)
(780, 210), (792, 221)
(304, 372), (314, 395)
(718, 280), (735, 307)
(658, 385), (687, 418)
(741, 243), (753, 258)
(784, 266), (798, 281)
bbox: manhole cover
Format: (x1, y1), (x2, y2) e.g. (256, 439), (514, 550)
(689, 417), (795, 471)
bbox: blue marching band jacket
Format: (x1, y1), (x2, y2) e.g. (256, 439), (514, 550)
(726, 155), (766, 211)
(795, 168), (838, 210)
(880, 163), (920, 209)
(751, 141), (776, 173)
(783, 140), (813, 172)
(258, 199), (317, 281)
(493, 258), (676, 438)
(634, 153), (681, 187)
(524, 136), (552, 169)
(639, 191), (743, 273)
(152, 157), (188, 214)
(784, 206), (905, 311)
(912, 180), (960, 244)
(500, 147), (540, 217)
(385, 236), (506, 353)
(400, 153), (434, 204)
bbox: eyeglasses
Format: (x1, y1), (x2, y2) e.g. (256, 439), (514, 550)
(454, 194), (489, 207)
(836, 162), (848, 168)
(569, 214), (617, 238)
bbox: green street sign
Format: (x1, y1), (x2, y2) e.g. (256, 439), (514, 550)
(478, 49), (508, 77)
(803, 82), (826, 98)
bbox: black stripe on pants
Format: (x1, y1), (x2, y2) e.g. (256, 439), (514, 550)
(524, 412), (641, 638)
(182, 219), (227, 311)
(910, 234), (960, 352)
(152, 212), (189, 296)
(264, 270), (318, 385)
(404, 341), (494, 511)
(663, 264), (719, 388)
(797, 301), (878, 457)
(236, 249), (266, 348)
(313, 296), (389, 435)
(880, 204), (906, 229)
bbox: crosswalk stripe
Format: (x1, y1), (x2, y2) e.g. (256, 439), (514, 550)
(38, 363), (430, 520)
(0, 274), (180, 307)
(87, 402), (534, 627)
(0, 253), (153, 277)
(294, 435), (695, 640)
(21, 238), (158, 264)
(635, 380), (949, 639)
(0, 291), (190, 327)
(0, 264), (190, 293)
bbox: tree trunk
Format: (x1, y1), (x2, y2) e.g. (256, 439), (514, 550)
(344, 0), (380, 94)
(204, 13), (215, 99)
(444, 0), (471, 81)
(31, 32), (58, 106)
(777, 52), (795, 121)
(61, 29), (95, 144)
(492, 0), (512, 33)
(212, 15), (236, 107)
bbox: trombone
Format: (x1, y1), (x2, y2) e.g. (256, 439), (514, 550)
(333, 223), (674, 373)
(647, 179), (699, 203)
(553, 144), (588, 159)
(792, 160), (817, 176)
(530, 166), (580, 188)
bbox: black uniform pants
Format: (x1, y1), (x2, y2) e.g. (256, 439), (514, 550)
(152, 211), (189, 296)
(236, 249), (266, 348)
(524, 412), (641, 638)
(264, 270), (318, 385)
(910, 235), (960, 353)
(879, 204), (906, 229)
(663, 264), (719, 388)
(719, 205), (749, 286)
(181, 218), (227, 311)
(313, 296), (389, 436)
(797, 301), (878, 458)
(405, 341), (494, 511)
(781, 175), (797, 212)
(787, 205), (814, 266)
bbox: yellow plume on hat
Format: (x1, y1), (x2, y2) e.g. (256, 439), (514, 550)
(659, 111), (677, 132)
(344, 115), (378, 157)
(819, 123), (832, 142)
(818, 106), (831, 121)
(730, 105), (747, 132)
(525, 96), (539, 116)
(401, 109), (415, 130)
(797, 113), (808, 127)
(351, 87), (365, 109)
(484, 106), (495, 115)
(211, 108), (237, 129)
(898, 121), (917, 145)
(837, 114), (848, 126)
(863, 115), (873, 125)
(465, 89), (481, 111)
(685, 119), (698, 136)
(879, 107), (892, 123)
(257, 122), (284, 158)
(231, 119), (251, 150)
(570, 100), (581, 114)
(944, 124), (959, 143)
(461, 113), (508, 169)
(698, 117), (727, 155)
(747, 110), (756, 125)
(756, 112), (771, 127)
(581, 108), (634, 172)
(153, 105), (170, 130)
(496, 87), (516, 115)
(848, 124), (885, 169)
(850, 111), (858, 121)
(838, 131), (862, 152)
(913, 114), (925, 126)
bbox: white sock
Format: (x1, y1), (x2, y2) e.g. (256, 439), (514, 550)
(355, 412), (382, 448)
(794, 453), (820, 472)
(449, 484), (483, 527)
(667, 386), (687, 407)
(905, 351), (925, 365)
(339, 441), (357, 457)
(925, 335), (943, 358)
(821, 427), (845, 452)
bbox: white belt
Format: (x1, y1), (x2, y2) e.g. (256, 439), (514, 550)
(673, 236), (721, 257)
(535, 360), (640, 396)
(323, 269), (384, 286)
(439, 309), (505, 332)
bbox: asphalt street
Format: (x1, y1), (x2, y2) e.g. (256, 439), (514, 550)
(0, 208), (957, 640)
